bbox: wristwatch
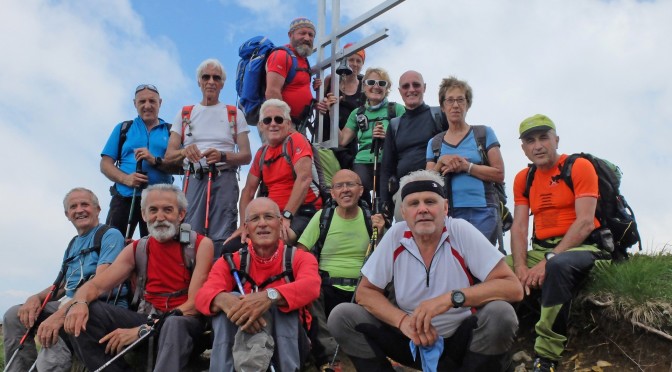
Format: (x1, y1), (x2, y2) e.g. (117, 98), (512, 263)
(282, 210), (293, 221)
(266, 288), (280, 304)
(137, 324), (150, 338)
(451, 290), (466, 308)
(154, 157), (163, 166)
(544, 252), (556, 261)
(220, 151), (227, 163)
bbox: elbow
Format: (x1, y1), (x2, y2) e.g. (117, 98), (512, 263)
(240, 152), (252, 165)
(491, 168), (505, 184)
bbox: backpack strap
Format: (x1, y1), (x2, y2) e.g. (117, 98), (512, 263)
(472, 125), (489, 165)
(429, 106), (446, 133)
(359, 199), (374, 238)
(387, 102), (397, 121)
(181, 230), (198, 272)
(115, 120), (134, 167)
(226, 105), (238, 146)
(257, 245), (296, 289)
(430, 131), (446, 162)
(313, 200), (337, 262)
(131, 236), (150, 309)
(65, 225), (110, 260)
(558, 154), (581, 192)
(180, 105), (195, 144)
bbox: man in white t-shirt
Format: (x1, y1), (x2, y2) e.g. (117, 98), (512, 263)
(328, 169), (523, 371)
(165, 58), (252, 257)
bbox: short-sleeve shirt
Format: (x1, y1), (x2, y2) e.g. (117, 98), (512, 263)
(171, 104), (249, 169)
(425, 126), (500, 208)
(345, 100), (405, 164)
(265, 45), (313, 119)
(101, 117), (174, 197)
(249, 132), (322, 210)
(362, 217), (503, 337)
(297, 208), (369, 290)
(513, 154), (600, 239)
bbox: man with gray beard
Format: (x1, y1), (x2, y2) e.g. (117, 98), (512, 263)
(265, 17), (316, 126)
(64, 184), (214, 372)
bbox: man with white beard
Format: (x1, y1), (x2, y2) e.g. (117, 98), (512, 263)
(64, 184), (214, 372)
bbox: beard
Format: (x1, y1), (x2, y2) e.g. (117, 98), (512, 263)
(148, 220), (178, 242)
(294, 44), (313, 57)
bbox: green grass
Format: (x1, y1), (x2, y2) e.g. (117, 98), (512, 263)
(583, 253), (672, 328)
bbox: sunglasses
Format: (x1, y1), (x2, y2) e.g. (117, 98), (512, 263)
(364, 79), (388, 87)
(135, 84), (159, 94)
(200, 74), (222, 82)
(400, 82), (423, 90)
(261, 116), (287, 125)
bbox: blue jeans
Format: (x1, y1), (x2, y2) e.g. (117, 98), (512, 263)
(451, 206), (499, 245)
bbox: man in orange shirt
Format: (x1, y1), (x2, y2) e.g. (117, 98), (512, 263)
(507, 115), (611, 372)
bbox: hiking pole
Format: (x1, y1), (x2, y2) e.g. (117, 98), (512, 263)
(183, 162), (195, 194)
(125, 160), (144, 243)
(371, 133), (383, 204)
(4, 264), (67, 372)
(204, 163), (216, 237)
(224, 253), (246, 294)
(93, 316), (156, 372)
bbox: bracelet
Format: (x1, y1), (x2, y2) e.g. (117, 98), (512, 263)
(397, 313), (408, 329)
(66, 300), (88, 314)
(467, 162), (474, 175)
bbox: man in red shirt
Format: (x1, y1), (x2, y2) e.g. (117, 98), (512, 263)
(507, 115), (611, 372)
(196, 197), (320, 371)
(234, 99), (321, 245)
(64, 184), (214, 372)
(265, 17), (315, 126)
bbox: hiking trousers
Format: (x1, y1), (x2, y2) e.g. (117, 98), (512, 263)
(328, 300), (518, 371)
(106, 192), (148, 239)
(3, 301), (72, 372)
(69, 301), (205, 372)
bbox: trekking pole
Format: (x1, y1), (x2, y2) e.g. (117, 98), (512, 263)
(182, 162), (195, 194)
(3, 264), (68, 372)
(371, 132), (383, 204)
(93, 316), (156, 372)
(125, 160), (143, 243)
(204, 163), (216, 237)
(224, 253), (246, 294)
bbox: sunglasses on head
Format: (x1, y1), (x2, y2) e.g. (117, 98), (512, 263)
(200, 74), (222, 82)
(261, 116), (286, 125)
(135, 84), (159, 94)
(400, 82), (423, 90)
(364, 79), (388, 87)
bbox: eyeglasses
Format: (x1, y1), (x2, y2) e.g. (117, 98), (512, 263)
(400, 82), (423, 90)
(200, 74), (222, 82)
(135, 84), (159, 94)
(246, 213), (281, 223)
(443, 97), (467, 106)
(364, 79), (388, 88)
(332, 182), (361, 190)
(261, 116), (287, 125)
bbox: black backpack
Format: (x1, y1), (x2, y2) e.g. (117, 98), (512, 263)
(524, 153), (642, 260)
(312, 198), (374, 262)
(430, 125), (512, 232)
(116, 120), (172, 167)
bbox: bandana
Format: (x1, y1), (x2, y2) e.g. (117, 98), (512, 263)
(401, 180), (445, 201)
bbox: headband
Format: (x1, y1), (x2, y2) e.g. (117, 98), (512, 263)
(401, 180), (445, 201)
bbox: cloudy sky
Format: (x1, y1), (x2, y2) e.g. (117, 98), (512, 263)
(1, 0), (670, 316)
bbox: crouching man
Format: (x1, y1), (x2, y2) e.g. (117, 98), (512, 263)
(196, 197), (320, 372)
(63, 184), (214, 372)
(328, 170), (523, 371)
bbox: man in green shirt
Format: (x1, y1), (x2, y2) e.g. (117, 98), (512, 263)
(297, 169), (384, 369)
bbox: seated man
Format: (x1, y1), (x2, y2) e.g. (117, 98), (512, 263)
(297, 169), (384, 369)
(507, 114), (611, 372)
(64, 184), (214, 372)
(3, 188), (125, 372)
(196, 197), (320, 372)
(328, 170), (523, 371)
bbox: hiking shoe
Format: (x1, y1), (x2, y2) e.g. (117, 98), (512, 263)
(532, 356), (557, 372)
(320, 360), (342, 372)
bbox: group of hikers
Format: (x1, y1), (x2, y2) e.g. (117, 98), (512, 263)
(4, 16), (617, 372)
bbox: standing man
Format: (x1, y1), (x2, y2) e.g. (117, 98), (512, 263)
(3, 188), (125, 372)
(165, 59), (252, 256)
(266, 17), (316, 126)
(297, 169), (385, 369)
(196, 197), (320, 371)
(64, 184), (214, 372)
(101, 84), (175, 240)
(329, 170), (522, 371)
(379, 70), (447, 222)
(508, 115), (611, 372)
(233, 99), (321, 246)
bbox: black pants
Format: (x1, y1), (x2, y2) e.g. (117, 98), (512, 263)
(106, 193), (147, 240)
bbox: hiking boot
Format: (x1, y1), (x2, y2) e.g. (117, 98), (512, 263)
(532, 356), (557, 372)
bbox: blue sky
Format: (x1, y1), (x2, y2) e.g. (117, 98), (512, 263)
(1, 0), (671, 317)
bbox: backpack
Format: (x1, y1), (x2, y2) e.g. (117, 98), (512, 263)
(116, 120), (173, 167)
(429, 125), (513, 233)
(523, 153), (642, 260)
(257, 134), (340, 203)
(223, 245), (296, 290)
(180, 105), (239, 146)
(312, 198), (374, 263)
(130, 224), (198, 309)
(389, 106), (446, 139)
(236, 36), (311, 124)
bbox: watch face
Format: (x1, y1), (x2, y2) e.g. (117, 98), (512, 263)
(452, 291), (465, 307)
(282, 211), (292, 219)
(267, 288), (279, 300)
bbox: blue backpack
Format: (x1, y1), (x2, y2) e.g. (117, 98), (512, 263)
(236, 36), (310, 125)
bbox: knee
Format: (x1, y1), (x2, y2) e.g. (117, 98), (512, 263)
(479, 301), (518, 339)
(3, 304), (21, 326)
(327, 303), (358, 341)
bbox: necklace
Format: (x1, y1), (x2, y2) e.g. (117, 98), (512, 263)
(253, 249), (279, 264)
